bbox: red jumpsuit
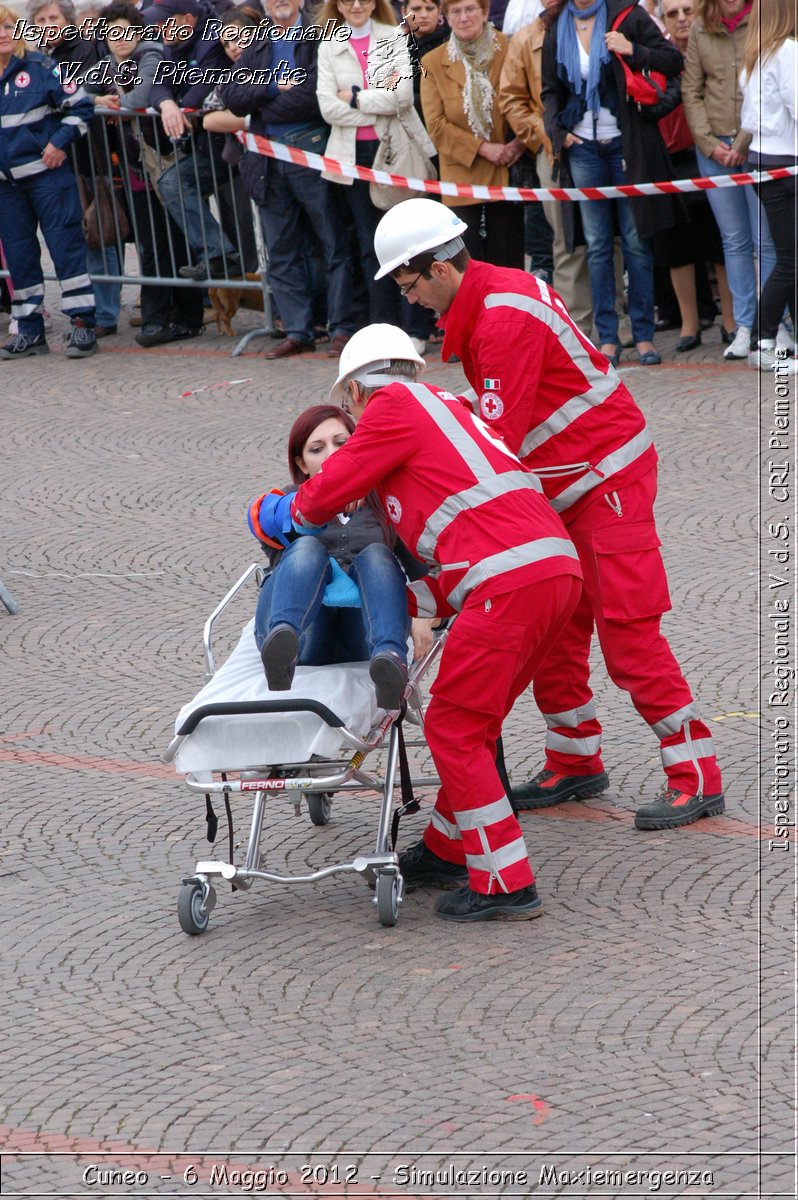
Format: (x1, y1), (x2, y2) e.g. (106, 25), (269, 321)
(291, 380), (583, 894)
(439, 261), (722, 799)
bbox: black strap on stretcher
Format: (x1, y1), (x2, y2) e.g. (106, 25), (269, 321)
(390, 709), (420, 850)
(203, 773), (238, 891)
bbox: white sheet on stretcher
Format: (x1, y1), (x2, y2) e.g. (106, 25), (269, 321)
(173, 618), (381, 774)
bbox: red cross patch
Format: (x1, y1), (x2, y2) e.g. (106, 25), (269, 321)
(63, 80), (78, 94)
(386, 495), (402, 523)
(16, 72), (30, 89)
(480, 392), (504, 420)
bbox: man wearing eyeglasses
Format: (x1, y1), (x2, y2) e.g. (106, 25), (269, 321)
(219, 0), (356, 359)
(372, 197), (726, 833)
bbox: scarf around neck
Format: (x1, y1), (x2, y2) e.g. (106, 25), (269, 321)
(556, 0), (610, 117)
(720, 2), (751, 33)
(447, 23), (498, 142)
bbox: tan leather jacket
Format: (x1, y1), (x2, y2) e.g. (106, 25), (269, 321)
(498, 18), (552, 161)
(682, 14), (752, 159)
(420, 30), (513, 206)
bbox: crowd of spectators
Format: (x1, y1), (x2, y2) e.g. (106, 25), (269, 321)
(0, 0), (794, 368)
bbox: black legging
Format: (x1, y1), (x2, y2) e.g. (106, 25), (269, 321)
(751, 153), (797, 344)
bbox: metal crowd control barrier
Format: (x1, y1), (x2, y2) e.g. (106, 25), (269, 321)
(26, 109), (276, 357)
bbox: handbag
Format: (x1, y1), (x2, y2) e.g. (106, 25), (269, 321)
(610, 7), (681, 122)
(369, 110), (437, 212)
(77, 173), (130, 250)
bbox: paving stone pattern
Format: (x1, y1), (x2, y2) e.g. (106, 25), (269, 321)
(0, 300), (790, 1199)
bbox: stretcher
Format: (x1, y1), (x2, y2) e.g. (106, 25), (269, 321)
(163, 564), (444, 932)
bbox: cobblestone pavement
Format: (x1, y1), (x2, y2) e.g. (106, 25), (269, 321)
(0, 294), (792, 1200)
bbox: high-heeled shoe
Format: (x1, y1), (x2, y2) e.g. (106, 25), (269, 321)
(675, 331), (702, 353)
(600, 343), (621, 367)
(720, 327), (736, 345)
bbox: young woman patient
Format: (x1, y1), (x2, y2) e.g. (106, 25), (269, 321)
(248, 404), (430, 709)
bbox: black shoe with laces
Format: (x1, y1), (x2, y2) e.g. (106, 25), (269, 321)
(64, 323), (97, 358)
(511, 768), (609, 810)
(434, 883), (543, 922)
(398, 839), (468, 892)
(634, 785), (725, 831)
(0, 330), (49, 359)
(260, 623), (298, 691)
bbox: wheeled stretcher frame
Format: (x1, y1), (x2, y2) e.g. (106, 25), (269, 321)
(163, 564), (445, 932)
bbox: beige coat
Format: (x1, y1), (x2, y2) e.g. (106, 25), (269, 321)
(317, 22), (435, 184)
(682, 14), (752, 159)
(498, 18), (552, 160)
(420, 30), (513, 207)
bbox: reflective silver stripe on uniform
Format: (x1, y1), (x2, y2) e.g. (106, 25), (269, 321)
(12, 283), (43, 301)
(550, 426), (654, 512)
(61, 274), (92, 292)
(466, 835), (528, 876)
(408, 578), (438, 618)
(0, 105), (50, 128)
(430, 807), (461, 841)
(11, 159), (47, 179)
(417, 470), (542, 560)
(461, 386), (479, 412)
(14, 300), (45, 316)
(650, 703), (701, 740)
(62, 293), (95, 309)
(660, 738), (716, 767)
(543, 700), (597, 729)
(545, 731), (602, 757)
(448, 537), (579, 610)
(483, 291), (619, 456)
(404, 381), (497, 477)
(520, 375), (618, 458)
(454, 795), (515, 830)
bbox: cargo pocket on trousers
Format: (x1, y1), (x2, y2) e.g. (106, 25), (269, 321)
(592, 520), (672, 620)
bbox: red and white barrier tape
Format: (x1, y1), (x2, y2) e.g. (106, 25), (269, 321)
(237, 129), (798, 202)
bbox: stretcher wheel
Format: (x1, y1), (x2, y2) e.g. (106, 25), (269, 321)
(178, 882), (212, 935)
(307, 792), (333, 826)
(376, 873), (399, 927)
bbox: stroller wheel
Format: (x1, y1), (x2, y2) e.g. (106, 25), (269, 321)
(307, 792), (333, 826)
(376, 873), (399, 927)
(178, 882), (212, 935)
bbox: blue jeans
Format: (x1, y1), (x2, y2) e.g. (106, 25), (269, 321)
(695, 142), (776, 329)
(258, 160), (354, 343)
(86, 243), (121, 326)
(568, 136), (654, 345)
(254, 538), (410, 664)
(158, 153), (236, 266)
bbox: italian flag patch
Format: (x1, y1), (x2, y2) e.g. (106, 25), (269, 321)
(483, 377), (500, 390)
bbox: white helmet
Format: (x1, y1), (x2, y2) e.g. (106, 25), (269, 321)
(373, 199), (468, 279)
(330, 324), (426, 403)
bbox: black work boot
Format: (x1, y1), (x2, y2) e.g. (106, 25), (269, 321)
(634, 785), (725, 831)
(260, 623), (299, 691)
(434, 884), (543, 922)
(511, 768), (609, 810)
(398, 839), (468, 892)
(0, 330), (49, 359)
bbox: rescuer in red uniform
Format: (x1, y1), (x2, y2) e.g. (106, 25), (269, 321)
(373, 199), (724, 832)
(289, 324), (583, 921)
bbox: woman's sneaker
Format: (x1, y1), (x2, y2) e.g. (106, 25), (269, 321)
(723, 325), (750, 359)
(748, 340), (798, 374)
(64, 323), (97, 358)
(0, 330), (49, 359)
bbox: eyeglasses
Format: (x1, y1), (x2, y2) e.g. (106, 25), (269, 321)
(662, 5), (692, 14)
(446, 5), (483, 18)
(338, 1), (374, 8)
(397, 269), (426, 297)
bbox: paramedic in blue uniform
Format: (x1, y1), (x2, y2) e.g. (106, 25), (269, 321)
(0, 5), (97, 360)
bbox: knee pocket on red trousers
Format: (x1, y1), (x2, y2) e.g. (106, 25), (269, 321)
(591, 520), (672, 620)
(430, 609), (529, 714)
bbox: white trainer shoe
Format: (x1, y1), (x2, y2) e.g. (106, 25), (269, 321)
(723, 324), (750, 359)
(749, 340), (798, 374)
(777, 323), (796, 354)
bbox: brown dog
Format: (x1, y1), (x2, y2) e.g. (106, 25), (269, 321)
(207, 272), (265, 336)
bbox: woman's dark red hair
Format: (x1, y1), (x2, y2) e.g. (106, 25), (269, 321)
(287, 405), (356, 484)
(286, 404), (394, 544)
